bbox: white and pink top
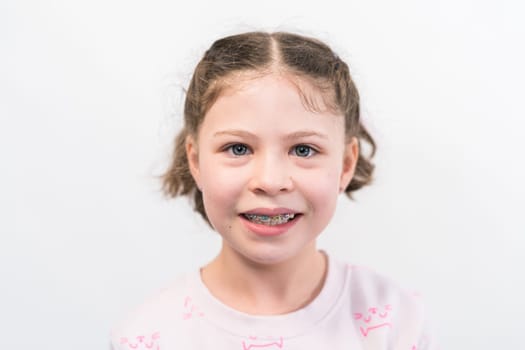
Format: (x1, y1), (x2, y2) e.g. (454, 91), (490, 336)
(111, 254), (438, 350)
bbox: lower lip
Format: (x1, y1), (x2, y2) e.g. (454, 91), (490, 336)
(240, 215), (301, 236)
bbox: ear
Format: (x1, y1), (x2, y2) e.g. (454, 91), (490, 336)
(339, 137), (359, 193)
(185, 134), (201, 189)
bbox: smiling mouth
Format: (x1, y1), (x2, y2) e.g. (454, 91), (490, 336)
(242, 213), (299, 226)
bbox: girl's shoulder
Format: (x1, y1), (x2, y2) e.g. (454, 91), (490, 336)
(345, 263), (422, 306)
(347, 265), (421, 313)
(110, 273), (196, 350)
(339, 261), (436, 348)
(331, 255), (424, 305)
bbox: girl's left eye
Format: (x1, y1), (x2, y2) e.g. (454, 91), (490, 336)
(291, 144), (316, 158)
(226, 143), (251, 156)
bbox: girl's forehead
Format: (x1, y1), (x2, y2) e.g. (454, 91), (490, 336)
(199, 73), (345, 141)
(213, 71), (340, 116)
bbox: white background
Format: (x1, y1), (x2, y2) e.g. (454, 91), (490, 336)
(2, 0), (524, 349)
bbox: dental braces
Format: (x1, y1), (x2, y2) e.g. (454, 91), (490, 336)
(244, 213), (296, 226)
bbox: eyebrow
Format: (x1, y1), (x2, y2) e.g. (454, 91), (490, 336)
(213, 129), (328, 140)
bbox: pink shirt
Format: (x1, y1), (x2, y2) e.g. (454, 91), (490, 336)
(111, 253), (437, 349)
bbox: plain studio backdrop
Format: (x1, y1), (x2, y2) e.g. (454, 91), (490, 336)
(1, 0), (524, 349)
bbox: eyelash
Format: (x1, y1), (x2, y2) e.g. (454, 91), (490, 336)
(291, 144), (317, 158)
(224, 143), (318, 158)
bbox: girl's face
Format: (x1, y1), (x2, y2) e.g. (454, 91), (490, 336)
(187, 73), (358, 266)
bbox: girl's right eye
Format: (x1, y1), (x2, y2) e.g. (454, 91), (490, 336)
(226, 143), (251, 156)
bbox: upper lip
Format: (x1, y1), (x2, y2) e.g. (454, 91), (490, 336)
(241, 207), (299, 216)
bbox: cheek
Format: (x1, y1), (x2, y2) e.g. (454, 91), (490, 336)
(299, 169), (340, 208)
(199, 158), (245, 218)
(299, 164), (341, 192)
(201, 166), (245, 197)
(201, 182), (236, 232)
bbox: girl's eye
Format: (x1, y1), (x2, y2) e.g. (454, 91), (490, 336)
(227, 143), (250, 156)
(292, 144), (316, 158)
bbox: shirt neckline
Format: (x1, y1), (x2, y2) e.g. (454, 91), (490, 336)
(190, 251), (348, 338)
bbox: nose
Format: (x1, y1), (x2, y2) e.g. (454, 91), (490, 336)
(248, 152), (294, 195)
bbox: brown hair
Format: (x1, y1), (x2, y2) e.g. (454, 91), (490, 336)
(161, 31), (376, 226)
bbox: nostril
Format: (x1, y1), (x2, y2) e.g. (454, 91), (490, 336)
(251, 173), (293, 193)
(248, 162), (294, 194)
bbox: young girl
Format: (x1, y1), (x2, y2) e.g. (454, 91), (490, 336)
(111, 31), (437, 350)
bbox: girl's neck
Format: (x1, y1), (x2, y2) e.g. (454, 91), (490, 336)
(200, 244), (328, 315)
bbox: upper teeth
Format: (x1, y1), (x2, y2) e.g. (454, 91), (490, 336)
(244, 213), (296, 226)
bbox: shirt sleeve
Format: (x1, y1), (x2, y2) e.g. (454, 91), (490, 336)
(412, 298), (440, 350)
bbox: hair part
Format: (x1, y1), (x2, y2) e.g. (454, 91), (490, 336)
(161, 31), (376, 226)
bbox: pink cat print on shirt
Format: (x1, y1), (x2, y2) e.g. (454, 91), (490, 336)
(354, 304), (393, 337)
(119, 332), (160, 350)
(182, 296), (205, 320)
(242, 336), (284, 350)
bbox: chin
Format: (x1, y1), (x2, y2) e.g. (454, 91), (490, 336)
(238, 246), (303, 267)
